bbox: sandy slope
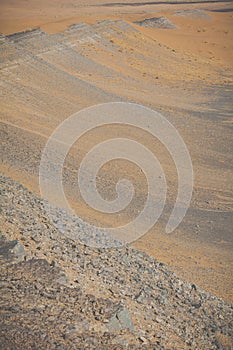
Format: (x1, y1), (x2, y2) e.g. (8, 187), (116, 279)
(0, 1), (233, 303)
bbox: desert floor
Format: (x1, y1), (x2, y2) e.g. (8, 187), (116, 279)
(0, 0), (233, 303)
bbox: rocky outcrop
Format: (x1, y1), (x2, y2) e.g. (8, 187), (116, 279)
(135, 17), (177, 29)
(0, 174), (233, 349)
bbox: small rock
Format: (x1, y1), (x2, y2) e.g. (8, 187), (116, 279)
(10, 241), (25, 260)
(106, 306), (134, 332)
(56, 273), (68, 285)
(139, 336), (148, 344)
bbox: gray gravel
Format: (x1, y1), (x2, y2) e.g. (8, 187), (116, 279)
(135, 17), (178, 29)
(1, 173), (233, 349)
(173, 9), (211, 19)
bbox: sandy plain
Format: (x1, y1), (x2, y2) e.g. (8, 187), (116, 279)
(0, 0), (233, 303)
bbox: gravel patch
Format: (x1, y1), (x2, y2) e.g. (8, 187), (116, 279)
(135, 17), (178, 29)
(1, 173), (233, 349)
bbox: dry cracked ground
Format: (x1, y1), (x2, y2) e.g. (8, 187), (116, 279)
(0, 0), (233, 349)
